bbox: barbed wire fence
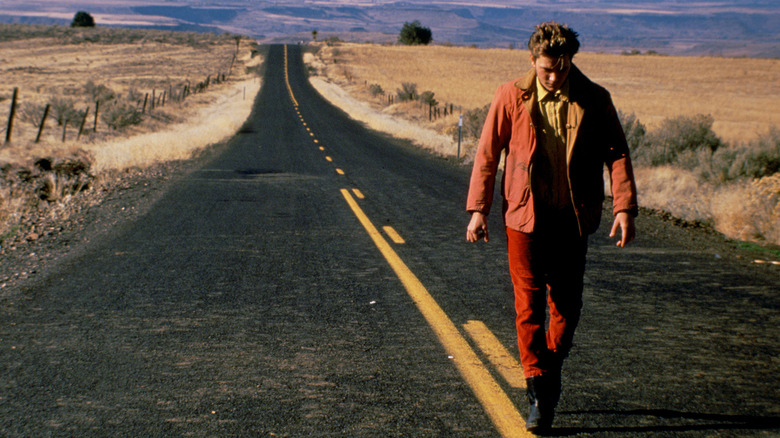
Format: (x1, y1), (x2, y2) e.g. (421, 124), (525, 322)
(2, 70), (236, 147)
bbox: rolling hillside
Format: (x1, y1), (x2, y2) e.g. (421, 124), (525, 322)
(1, 0), (778, 57)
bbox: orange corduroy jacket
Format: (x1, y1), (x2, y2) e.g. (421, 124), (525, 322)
(466, 65), (638, 236)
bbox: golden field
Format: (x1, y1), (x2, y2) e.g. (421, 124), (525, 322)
(0, 25), (262, 243)
(309, 43), (780, 248)
(324, 44), (780, 144)
(0, 25), (261, 169)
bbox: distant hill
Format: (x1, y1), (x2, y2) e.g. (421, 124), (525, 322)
(0, 0), (778, 57)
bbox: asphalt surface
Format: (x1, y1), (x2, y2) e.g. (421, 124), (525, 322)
(1, 44), (778, 437)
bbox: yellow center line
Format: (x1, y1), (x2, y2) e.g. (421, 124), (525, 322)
(382, 226), (406, 244)
(325, 156), (333, 162)
(340, 189), (530, 438)
(336, 168), (345, 175)
(463, 321), (526, 389)
(283, 45), (299, 107)
(351, 188), (364, 199)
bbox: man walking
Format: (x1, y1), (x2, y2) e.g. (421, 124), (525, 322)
(466, 22), (638, 434)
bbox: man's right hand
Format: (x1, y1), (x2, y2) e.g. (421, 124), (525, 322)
(467, 212), (489, 242)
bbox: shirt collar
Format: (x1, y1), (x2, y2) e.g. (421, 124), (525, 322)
(536, 76), (570, 102)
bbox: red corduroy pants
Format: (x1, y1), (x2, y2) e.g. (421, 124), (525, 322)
(506, 223), (588, 378)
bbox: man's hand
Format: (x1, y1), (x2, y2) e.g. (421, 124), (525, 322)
(467, 212), (489, 242)
(609, 211), (636, 247)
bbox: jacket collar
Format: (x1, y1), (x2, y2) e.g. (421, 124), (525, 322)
(515, 64), (587, 102)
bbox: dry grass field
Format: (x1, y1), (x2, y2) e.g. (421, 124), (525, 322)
(0, 25), (262, 244)
(0, 25), (261, 167)
(309, 43), (780, 248)
(324, 44), (780, 144)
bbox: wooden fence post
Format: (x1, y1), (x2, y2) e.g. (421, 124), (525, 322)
(61, 117), (68, 142)
(35, 103), (50, 143)
(142, 93), (148, 113)
(77, 106), (89, 140)
(5, 87), (18, 144)
(94, 100), (100, 132)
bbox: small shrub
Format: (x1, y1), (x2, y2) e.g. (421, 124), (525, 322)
(368, 83), (384, 97)
(84, 80), (115, 103)
(636, 114), (722, 166)
(396, 82), (418, 102)
(102, 102), (142, 130)
(706, 128), (780, 182)
(618, 110), (647, 154)
(420, 91), (437, 107)
(50, 98), (83, 126)
(125, 88), (143, 104)
(461, 104), (491, 140)
(18, 102), (47, 127)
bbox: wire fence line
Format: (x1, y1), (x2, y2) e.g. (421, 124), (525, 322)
(3, 70), (236, 147)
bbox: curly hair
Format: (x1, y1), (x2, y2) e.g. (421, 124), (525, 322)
(528, 22), (580, 59)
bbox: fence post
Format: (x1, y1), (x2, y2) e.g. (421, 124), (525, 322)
(94, 100), (100, 132)
(151, 90), (155, 111)
(5, 87), (18, 144)
(35, 103), (50, 143)
(77, 106), (90, 140)
(62, 117), (68, 142)
(142, 93), (148, 113)
(458, 114), (463, 160)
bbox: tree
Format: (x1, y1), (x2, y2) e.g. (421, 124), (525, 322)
(71, 11), (95, 28)
(399, 21), (432, 45)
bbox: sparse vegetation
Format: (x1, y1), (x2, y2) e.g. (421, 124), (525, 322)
(0, 23), (262, 249)
(461, 104), (490, 141)
(50, 98), (83, 127)
(396, 82), (418, 102)
(368, 84), (384, 97)
(101, 103), (143, 130)
(419, 91), (437, 107)
(308, 43), (780, 246)
(629, 114), (722, 166)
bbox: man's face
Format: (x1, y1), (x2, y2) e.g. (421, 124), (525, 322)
(531, 54), (571, 92)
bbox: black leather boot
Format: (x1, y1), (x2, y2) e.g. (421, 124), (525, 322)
(525, 376), (556, 434)
(525, 377), (542, 432)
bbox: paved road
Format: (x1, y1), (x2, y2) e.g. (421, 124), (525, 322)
(1, 45), (778, 437)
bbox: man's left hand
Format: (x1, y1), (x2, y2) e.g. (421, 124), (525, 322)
(609, 211), (636, 247)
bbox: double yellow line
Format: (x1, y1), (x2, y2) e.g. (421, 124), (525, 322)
(284, 45), (531, 437)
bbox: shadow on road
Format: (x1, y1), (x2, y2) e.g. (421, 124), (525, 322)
(551, 408), (780, 435)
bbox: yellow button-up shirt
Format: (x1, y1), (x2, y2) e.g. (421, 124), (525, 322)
(534, 78), (571, 210)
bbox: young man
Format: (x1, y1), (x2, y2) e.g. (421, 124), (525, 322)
(466, 22), (638, 434)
